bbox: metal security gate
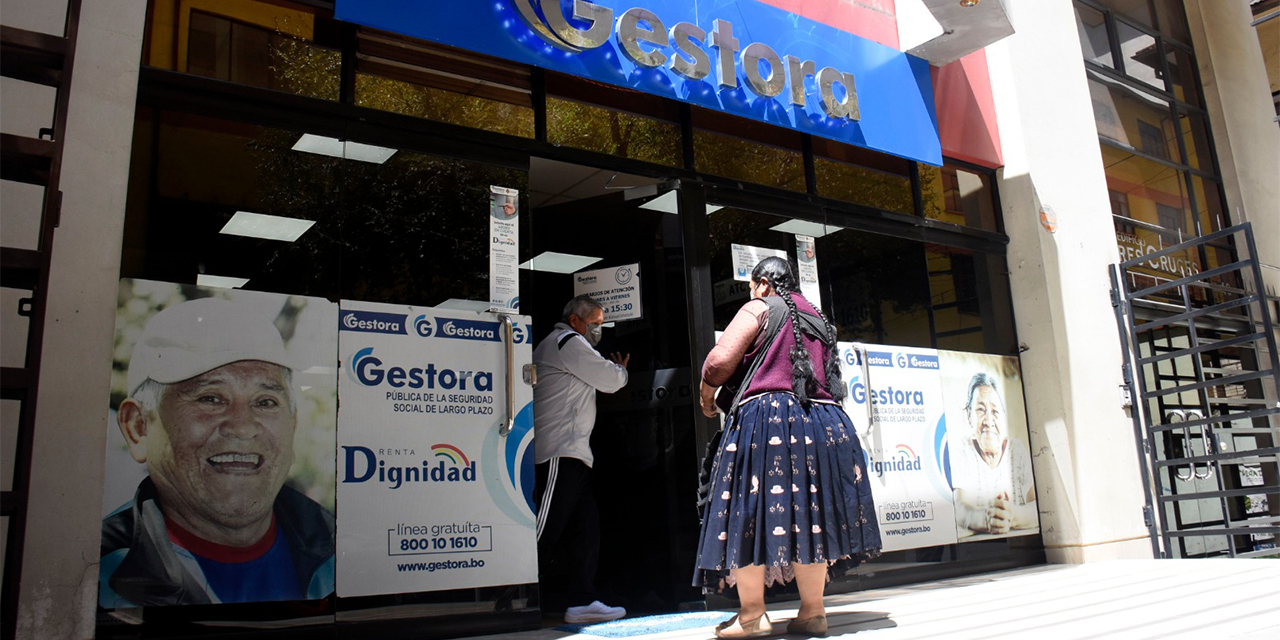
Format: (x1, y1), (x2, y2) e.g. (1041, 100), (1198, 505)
(1110, 222), (1280, 558)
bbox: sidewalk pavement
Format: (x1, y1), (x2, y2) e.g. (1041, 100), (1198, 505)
(490, 559), (1279, 640)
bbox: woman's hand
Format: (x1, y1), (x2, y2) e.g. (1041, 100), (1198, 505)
(699, 380), (719, 418)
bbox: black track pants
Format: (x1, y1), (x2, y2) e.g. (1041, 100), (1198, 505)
(533, 457), (599, 607)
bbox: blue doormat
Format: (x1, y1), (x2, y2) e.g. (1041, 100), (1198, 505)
(557, 611), (735, 637)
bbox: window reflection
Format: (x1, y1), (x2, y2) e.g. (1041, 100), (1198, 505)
(354, 30), (535, 138)
(1177, 110), (1212, 172)
(1088, 72), (1175, 155)
(355, 74), (534, 139)
(693, 109), (806, 193)
(1165, 45), (1200, 105)
(147, 0), (340, 101)
(547, 97), (681, 167)
(926, 245), (1016, 354)
(1116, 21), (1164, 91)
(921, 165), (997, 231)
(1188, 175), (1227, 235)
(123, 108), (526, 305)
(1101, 145), (1189, 233)
(706, 207), (934, 348)
(812, 137), (912, 214)
(1075, 3), (1114, 68)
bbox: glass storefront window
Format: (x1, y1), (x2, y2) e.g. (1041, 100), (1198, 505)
(546, 97), (682, 167)
(1115, 20), (1164, 91)
(1088, 72), (1176, 159)
(1075, 3), (1115, 68)
(122, 108), (526, 304)
(926, 245), (1018, 354)
(1092, 0), (1189, 44)
(812, 137), (913, 214)
(705, 206), (935, 348)
(1165, 44), (1201, 106)
(1101, 144), (1190, 238)
(820, 230), (933, 347)
(921, 164), (998, 231)
(693, 109), (806, 193)
(927, 246), (982, 346)
(354, 73), (535, 139)
(1176, 109), (1213, 173)
(354, 30), (536, 139)
(1188, 175), (1227, 235)
(145, 0), (340, 101)
(1152, 0), (1191, 44)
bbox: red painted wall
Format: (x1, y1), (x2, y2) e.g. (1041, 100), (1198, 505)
(753, 0), (900, 49)
(753, 0), (1003, 168)
(931, 49), (1003, 168)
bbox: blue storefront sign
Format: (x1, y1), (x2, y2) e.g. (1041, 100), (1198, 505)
(336, 0), (942, 165)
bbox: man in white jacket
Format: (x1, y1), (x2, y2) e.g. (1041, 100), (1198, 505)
(532, 295), (629, 624)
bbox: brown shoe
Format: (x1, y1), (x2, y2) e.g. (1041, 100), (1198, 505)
(715, 613), (773, 639)
(786, 615), (828, 636)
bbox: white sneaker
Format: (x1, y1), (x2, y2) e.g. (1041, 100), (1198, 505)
(564, 600), (626, 624)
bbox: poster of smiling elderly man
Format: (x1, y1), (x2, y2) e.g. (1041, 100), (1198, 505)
(937, 351), (1040, 542)
(100, 279), (338, 608)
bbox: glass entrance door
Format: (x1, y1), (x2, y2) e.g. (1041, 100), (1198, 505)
(523, 159), (706, 613)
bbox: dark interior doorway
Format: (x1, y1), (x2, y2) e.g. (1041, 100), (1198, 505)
(523, 159), (705, 613)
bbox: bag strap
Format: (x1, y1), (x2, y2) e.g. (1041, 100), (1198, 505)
(724, 295), (790, 417)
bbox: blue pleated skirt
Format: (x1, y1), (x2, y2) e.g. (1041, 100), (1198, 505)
(693, 391), (882, 592)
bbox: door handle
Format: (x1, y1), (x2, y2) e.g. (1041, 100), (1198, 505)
(499, 314), (515, 437)
(1166, 410), (1194, 482)
(1186, 410), (1215, 481)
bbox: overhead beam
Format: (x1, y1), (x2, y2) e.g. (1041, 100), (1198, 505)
(908, 0), (1015, 67)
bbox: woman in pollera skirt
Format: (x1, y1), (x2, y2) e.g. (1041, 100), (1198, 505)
(695, 257), (881, 638)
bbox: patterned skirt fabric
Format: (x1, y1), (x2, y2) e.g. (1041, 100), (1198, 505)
(693, 392), (882, 592)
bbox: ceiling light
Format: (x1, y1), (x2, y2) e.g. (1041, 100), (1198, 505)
(960, 0), (980, 6)
(519, 251), (603, 273)
(768, 219), (839, 238)
(292, 134), (397, 164)
(220, 211), (316, 242)
(638, 191), (723, 215)
(196, 274), (249, 289)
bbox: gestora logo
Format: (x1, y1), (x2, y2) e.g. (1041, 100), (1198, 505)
(342, 443), (477, 489)
(512, 0), (859, 120)
(341, 310), (406, 334)
(414, 315), (433, 337)
(849, 380), (925, 407)
(348, 347), (495, 391)
(412, 316), (529, 343)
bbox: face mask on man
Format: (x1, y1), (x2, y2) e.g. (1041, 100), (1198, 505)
(585, 322), (603, 346)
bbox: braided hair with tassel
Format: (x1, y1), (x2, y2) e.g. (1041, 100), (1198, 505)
(750, 256), (845, 406)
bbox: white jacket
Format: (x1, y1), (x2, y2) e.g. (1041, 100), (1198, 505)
(532, 323), (628, 467)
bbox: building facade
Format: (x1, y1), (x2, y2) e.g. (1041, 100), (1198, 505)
(1, 0), (1276, 638)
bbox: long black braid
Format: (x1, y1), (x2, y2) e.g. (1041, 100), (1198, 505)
(751, 257), (845, 405)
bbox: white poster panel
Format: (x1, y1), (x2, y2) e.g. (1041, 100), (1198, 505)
(336, 301), (537, 596)
(936, 351), (1039, 542)
(794, 234), (821, 308)
(101, 279), (337, 608)
(839, 343), (958, 551)
(731, 243), (788, 281)
(573, 263), (641, 322)
(489, 185), (520, 313)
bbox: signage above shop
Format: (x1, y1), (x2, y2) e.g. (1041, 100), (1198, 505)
(336, 0), (943, 165)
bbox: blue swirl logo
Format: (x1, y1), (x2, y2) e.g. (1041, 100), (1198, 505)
(414, 314), (433, 337)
